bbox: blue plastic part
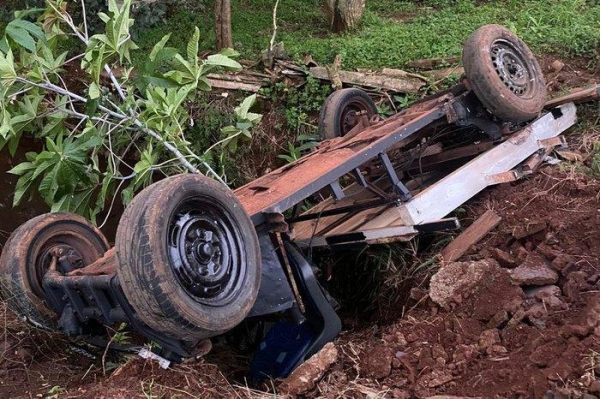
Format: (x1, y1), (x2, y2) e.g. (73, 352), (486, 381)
(250, 321), (316, 382)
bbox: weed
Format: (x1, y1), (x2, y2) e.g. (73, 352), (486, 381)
(277, 133), (319, 163)
(591, 142), (600, 174)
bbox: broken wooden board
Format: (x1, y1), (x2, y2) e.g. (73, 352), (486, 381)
(206, 72), (269, 93)
(309, 66), (426, 93)
(440, 210), (502, 262)
(545, 84), (600, 109)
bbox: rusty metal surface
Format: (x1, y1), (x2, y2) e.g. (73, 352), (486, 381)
(235, 101), (448, 222)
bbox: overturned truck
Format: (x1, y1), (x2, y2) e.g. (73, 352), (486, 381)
(0, 25), (590, 379)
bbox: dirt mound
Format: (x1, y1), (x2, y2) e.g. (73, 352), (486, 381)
(282, 171), (599, 398)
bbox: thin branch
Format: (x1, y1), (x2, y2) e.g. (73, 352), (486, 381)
(80, 0), (89, 42)
(269, 0), (280, 53)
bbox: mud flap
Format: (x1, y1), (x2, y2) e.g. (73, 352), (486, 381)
(250, 242), (341, 381)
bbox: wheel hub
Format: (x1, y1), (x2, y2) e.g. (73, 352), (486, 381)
(340, 102), (368, 135)
(167, 200), (245, 306)
(491, 40), (532, 97)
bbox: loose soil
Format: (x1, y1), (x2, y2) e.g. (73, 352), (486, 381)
(0, 56), (598, 398)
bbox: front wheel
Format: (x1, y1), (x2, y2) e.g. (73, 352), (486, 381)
(115, 174), (261, 342)
(463, 24), (546, 123)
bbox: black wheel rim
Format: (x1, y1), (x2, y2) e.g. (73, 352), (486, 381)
(167, 195), (246, 306)
(339, 101), (371, 136)
(491, 39), (537, 98)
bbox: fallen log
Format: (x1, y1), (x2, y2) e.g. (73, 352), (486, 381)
(309, 66), (425, 93)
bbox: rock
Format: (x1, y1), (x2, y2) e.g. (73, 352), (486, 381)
(524, 285), (568, 310)
(536, 243), (561, 261)
(551, 60), (565, 72)
(425, 397), (484, 399)
(478, 329), (501, 350)
(586, 274), (600, 285)
(511, 253), (558, 286)
(359, 345), (392, 379)
(432, 344), (447, 361)
(485, 345), (508, 356)
(429, 259), (504, 309)
(279, 342), (338, 395)
(545, 232), (559, 245)
(559, 324), (590, 339)
(452, 344), (478, 364)
(544, 360), (573, 381)
(550, 254), (575, 272)
(560, 262), (582, 277)
(487, 309), (510, 329)
(410, 287), (428, 301)
(524, 285), (561, 299)
(589, 380), (600, 394)
(417, 347), (436, 371)
(424, 370), (454, 388)
(526, 304), (548, 328)
(391, 388), (411, 399)
(506, 308), (527, 328)
(562, 271), (589, 302)
(512, 221), (547, 239)
(490, 248), (518, 268)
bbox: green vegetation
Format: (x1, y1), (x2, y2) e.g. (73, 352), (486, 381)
(0, 0), (259, 221)
(135, 0), (600, 70)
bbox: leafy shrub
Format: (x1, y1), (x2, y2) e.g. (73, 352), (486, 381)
(0, 0), (259, 222)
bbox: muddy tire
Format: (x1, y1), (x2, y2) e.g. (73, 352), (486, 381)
(0, 213), (109, 329)
(318, 88), (378, 139)
(115, 174), (261, 342)
(463, 24), (546, 123)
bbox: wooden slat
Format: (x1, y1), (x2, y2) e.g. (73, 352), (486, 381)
(544, 84), (600, 109)
(440, 210), (502, 262)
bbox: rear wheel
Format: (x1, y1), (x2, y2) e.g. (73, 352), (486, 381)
(0, 213), (109, 329)
(463, 24), (546, 123)
(115, 174), (261, 342)
(318, 88), (378, 139)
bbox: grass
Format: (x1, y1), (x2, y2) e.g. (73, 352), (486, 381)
(133, 0), (600, 70)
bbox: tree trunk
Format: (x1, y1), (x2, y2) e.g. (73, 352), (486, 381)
(323, 0), (366, 33)
(215, 0), (233, 50)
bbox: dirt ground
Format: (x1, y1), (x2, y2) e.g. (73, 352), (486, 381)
(0, 56), (598, 398)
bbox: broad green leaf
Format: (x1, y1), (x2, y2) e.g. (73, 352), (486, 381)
(0, 49), (17, 86)
(150, 34), (171, 62)
(236, 94), (257, 119)
(187, 28), (200, 64)
(88, 82), (100, 99)
(13, 171), (34, 206)
(197, 76), (211, 91)
(218, 48), (240, 58)
(8, 161), (34, 176)
(6, 24), (36, 53)
(8, 19), (46, 42)
(204, 54), (242, 71)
